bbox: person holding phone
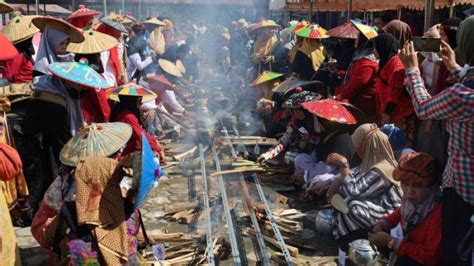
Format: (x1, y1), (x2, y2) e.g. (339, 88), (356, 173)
(373, 33), (417, 147)
(398, 15), (474, 265)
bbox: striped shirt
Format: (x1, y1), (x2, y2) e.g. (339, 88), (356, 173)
(405, 67), (474, 205)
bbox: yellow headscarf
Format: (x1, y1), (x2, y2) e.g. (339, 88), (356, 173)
(295, 38), (326, 71)
(251, 33), (278, 60)
(351, 123), (399, 184)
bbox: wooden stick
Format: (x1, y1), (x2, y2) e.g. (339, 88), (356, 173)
(209, 167), (266, 177)
(247, 228), (299, 257)
(139, 232), (204, 243)
(164, 201), (199, 214)
(172, 146), (197, 161)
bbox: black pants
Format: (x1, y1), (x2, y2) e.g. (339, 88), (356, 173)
(442, 188), (473, 266)
(395, 256), (422, 266)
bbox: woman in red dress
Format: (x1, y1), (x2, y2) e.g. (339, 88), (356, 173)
(373, 33), (417, 146)
(109, 84), (166, 164)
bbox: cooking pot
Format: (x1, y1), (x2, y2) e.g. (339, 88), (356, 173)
(315, 209), (333, 235)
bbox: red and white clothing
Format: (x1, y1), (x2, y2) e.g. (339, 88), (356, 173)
(379, 205), (442, 265)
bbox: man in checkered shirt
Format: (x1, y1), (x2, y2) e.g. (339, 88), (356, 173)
(399, 16), (473, 265)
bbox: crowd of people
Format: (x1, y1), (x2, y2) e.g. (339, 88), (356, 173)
(0, 1), (473, 265)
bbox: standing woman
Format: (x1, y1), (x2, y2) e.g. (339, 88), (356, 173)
(32, 16), (85, 76)
(109, 83), (166, 164)
(127, 23), (154, 82)
(96, 17), (129, 86)
(382, 20), (412, 46)
(249, 20), (286, 73)
(288, 24), (328, 81)
(373, 33), (416, 147)
(1, 14), (39, 86)
(66, 29), (118, 123)
(335, 21), (379, 122)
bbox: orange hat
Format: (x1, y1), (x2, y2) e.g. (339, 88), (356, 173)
(393, 152), (437, 187)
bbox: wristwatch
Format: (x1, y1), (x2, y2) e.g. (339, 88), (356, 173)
(388, 238), (396, 250)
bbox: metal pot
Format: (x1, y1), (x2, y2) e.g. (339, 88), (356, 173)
(315, 209), (333, 235)
(348, 239), (379, 266)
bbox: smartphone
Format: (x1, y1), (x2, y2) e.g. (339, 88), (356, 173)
(412, 37), (441, 53)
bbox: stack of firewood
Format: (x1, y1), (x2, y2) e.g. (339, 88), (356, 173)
(145, 236), (231, 265)
(245, 206), (318, 258)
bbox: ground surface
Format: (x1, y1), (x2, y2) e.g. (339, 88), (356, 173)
(16, 141), (341, 265)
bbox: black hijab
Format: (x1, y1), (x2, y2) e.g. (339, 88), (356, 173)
(110, 95), (141, 122)
(373, 33), (400, 71)
(441, 17), (461, 49)
(14, 37), (35, 63)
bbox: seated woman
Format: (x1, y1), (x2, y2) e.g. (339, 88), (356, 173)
(380, 124), (415, 162)
(292, 99), (359, 192)
(257, 92), (357, 184)
(325, 123), (402, 250)
(31, 122), (154, 265)
(109, 82), (165, 164)
(369, 152), (441, 266)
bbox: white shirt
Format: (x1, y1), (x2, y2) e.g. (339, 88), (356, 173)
(126, 53), (153, 81)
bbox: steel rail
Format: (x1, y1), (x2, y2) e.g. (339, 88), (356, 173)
(199, 144), (215, 265)
(212, 146), (242, 265)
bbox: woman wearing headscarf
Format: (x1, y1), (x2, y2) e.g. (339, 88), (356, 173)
(250, 20), (287, 73)
(288, 29), (327, 81)
(369, 152), (442, 266)
(399, 16), (474, 265)
(0, 14), (39, 86)
(335, 30), (378, 122)
(33, 18), (83, 77)
(325, 123), (402, 248)
(258, 92), (357, 174)
(373, 33), (416, 147)
(96, 18), (128, 86)
(109, 83), (165, 163)
(417, 25), (449, 173)
(31, 123), (150, 265)
(127, 23), (154, 82)
(380, 124), (415, 162)
(382, 20), (412, 46)
(9, 62), (110, 225)
(436, 17), (462, 93)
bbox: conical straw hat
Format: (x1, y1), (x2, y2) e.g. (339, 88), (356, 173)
(2, 15), (40, 44)
(67, 29), (117, 54)
(109, 82), (157, 103)
(100, 17), (128, 34)
(158, 59), (182, 78)
(176, 59), (186, 74)
(0, 1), (14, 14)
(32, 16), (85, 43)
(144, 17), (166, 28)
(48, 59), (111, 89)
(0, 32), (18, 61)
(59, 122), (133, 167)
(67, 5), (101, 21)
